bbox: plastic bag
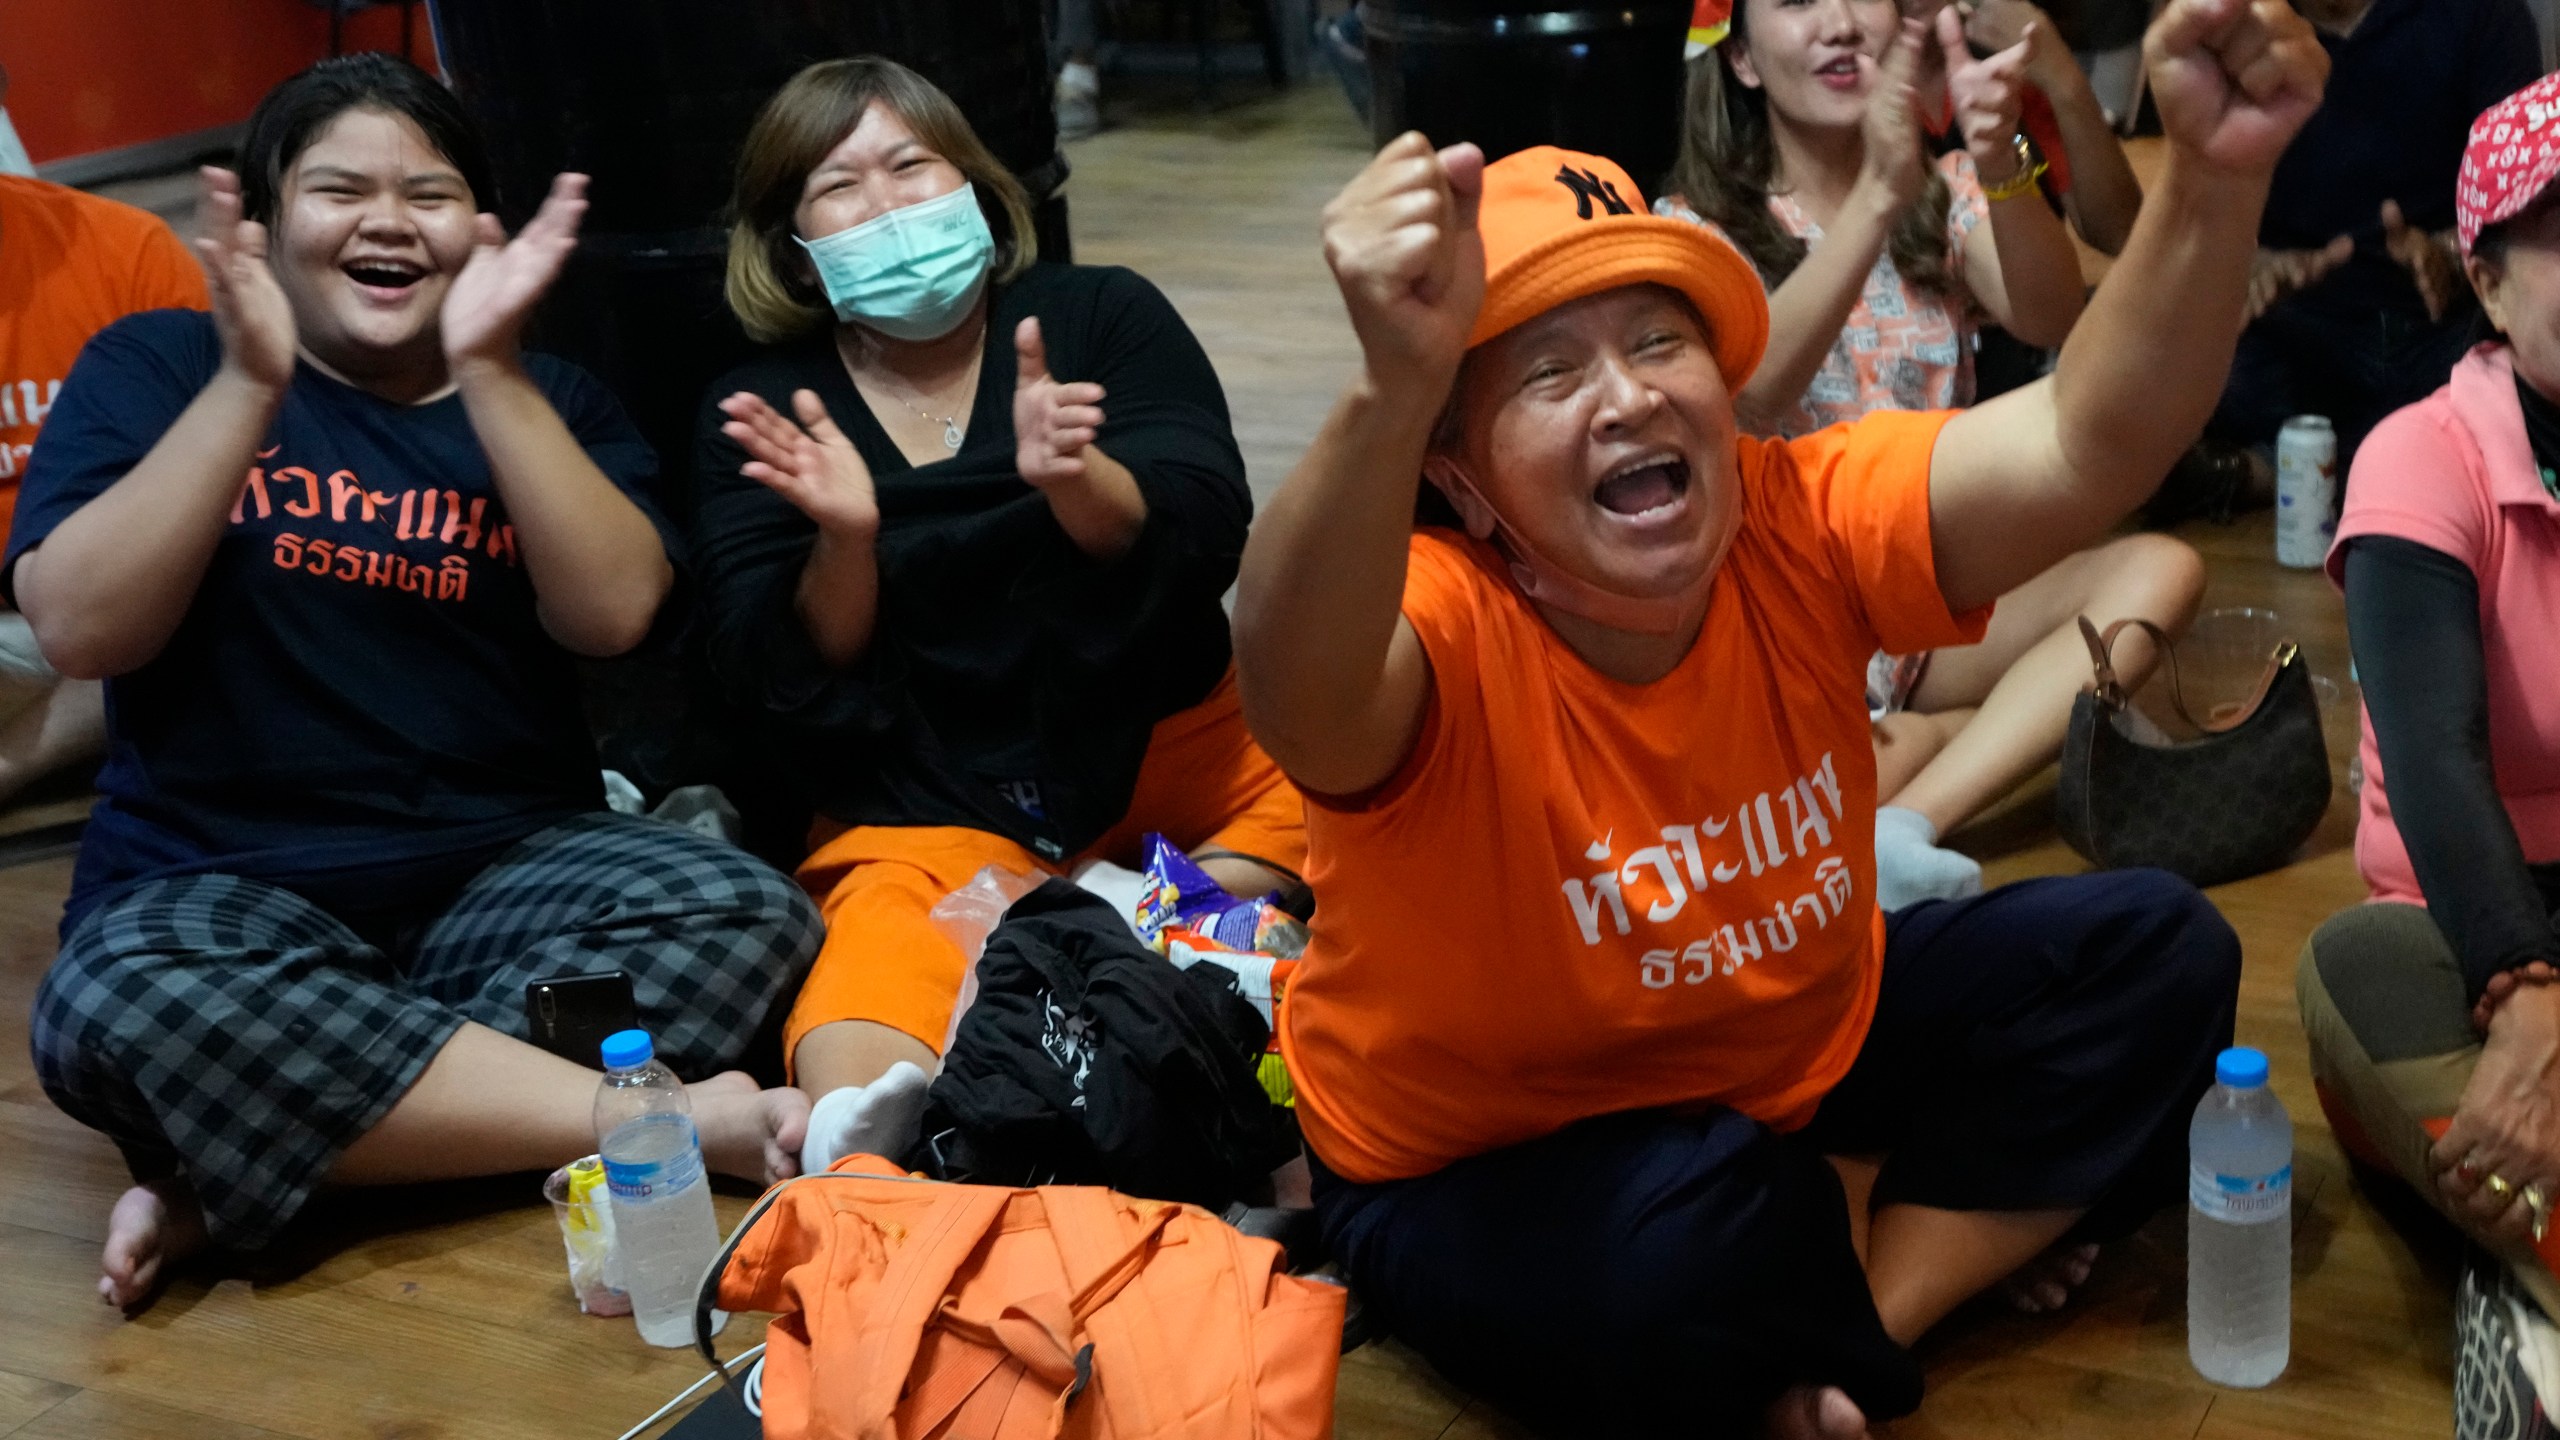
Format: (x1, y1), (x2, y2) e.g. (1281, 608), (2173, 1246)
(543, 1155), (631, 1316)
(929, 864), (1043, 1054)
(649, 784), (742, 844)
(600, 769), (646, 815)
(1066, 858), (1152, 944)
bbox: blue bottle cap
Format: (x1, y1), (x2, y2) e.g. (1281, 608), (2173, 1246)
(2215, 1046), (2269, 1089)
(599, 1028), (654, 1071)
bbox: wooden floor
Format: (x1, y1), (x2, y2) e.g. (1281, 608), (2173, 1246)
(0, 78), (2461, 1440)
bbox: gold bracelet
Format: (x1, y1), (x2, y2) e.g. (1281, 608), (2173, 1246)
(1981, 134), (2049, 203)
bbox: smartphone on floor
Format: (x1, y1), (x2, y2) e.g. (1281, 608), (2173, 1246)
(524, 970), (638, 1069)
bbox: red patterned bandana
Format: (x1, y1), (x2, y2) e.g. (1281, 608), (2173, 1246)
(2459, 71), (2560, 256)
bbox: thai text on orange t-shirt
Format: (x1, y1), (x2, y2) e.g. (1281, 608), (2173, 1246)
(0, 175), (208, 545)
(1280, 409), (1986, 1184)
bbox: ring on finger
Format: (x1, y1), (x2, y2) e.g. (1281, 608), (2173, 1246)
(2487, 1173), (2517, 1201)
(2528, 1185), (2553, 1243)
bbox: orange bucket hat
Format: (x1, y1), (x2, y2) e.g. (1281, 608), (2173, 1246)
(1468, 144), (1769, 388)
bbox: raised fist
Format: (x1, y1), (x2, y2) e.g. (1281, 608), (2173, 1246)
(1319, 133), (1487, 389)
(2145, 0), (2327, 176)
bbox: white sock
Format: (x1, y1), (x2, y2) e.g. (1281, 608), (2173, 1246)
(799, 1061), (932, 1177)
(1058, 61), (1100, 98)
(1872, 806), (1983, 912)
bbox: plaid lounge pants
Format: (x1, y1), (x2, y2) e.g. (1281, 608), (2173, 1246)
(30, 811), (820, 1251)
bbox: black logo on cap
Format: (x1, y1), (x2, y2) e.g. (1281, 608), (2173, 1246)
(1554, 166), (1633, 219)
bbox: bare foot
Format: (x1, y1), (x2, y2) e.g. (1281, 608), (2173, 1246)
(98, 1177), (206, 1312)
(2001, 1241), (2100, 1314)
(688, 1071), (811, 1186)
(1765, 1384), (1871, 1440)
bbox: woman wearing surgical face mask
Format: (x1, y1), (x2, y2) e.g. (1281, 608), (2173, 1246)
(694, 58), (1307, 1176)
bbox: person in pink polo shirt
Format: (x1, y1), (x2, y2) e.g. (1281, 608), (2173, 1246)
(2297, 70), (2560, 1439)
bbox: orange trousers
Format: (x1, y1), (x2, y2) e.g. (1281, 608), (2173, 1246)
(785, 670), (1306, 1071)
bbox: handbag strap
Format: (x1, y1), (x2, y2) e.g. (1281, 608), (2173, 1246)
(2075, 616), (2298, 736)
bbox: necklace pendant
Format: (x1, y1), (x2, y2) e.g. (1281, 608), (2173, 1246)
(942, 418), (964, 451)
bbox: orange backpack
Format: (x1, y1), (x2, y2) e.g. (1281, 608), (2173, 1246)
(695, 1157), (1346, 1440)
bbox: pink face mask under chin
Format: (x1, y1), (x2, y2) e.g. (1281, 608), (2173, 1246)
(1436, 469), (1735, 637)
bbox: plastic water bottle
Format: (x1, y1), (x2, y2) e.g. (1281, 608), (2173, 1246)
(2188, 1046), (2292, 1387)
(595, 1029), (727, 1347)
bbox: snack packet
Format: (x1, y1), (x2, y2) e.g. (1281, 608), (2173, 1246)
(1135, 833), (1304, 955)
(1135, 833), (1236, 951)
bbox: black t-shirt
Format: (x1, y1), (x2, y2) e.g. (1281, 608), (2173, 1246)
(6, 309), (673, 928)
(2260, 0), (2539, 318)
(691, 262), (1249, 861)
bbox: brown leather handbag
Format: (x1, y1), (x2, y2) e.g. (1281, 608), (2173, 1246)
(2055, 616), (2331, 888)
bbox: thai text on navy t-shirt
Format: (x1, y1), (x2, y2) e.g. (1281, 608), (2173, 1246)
(3, 309), (674, 930)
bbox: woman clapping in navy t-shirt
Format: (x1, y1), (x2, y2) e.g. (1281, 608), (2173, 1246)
(10, 55), (818, 1309)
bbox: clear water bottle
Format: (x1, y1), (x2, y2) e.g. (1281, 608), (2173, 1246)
(595, 1029), (727, 1347)
(2188, 1046), (2292, 1387)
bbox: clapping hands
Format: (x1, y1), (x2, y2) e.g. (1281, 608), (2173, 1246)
(442, 172), (589, 372)
(720, 389), (881, 539)
(192, 167), (297, 393)
(1012, 317), (1108, 489)
(1937, 5), (2039, 188)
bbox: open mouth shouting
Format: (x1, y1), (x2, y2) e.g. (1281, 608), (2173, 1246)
(1593, 452), (1693, 528)
(1814, 54), (1867, 91)
(342, 254), (431, 304)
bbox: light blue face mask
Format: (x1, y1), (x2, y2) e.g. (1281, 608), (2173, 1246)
(797, 183), (995, 342)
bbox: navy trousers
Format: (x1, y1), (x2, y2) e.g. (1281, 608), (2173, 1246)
(1311, 870), (2241, 1436)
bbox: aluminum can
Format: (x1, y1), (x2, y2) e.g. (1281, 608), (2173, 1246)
(2275, 416), (2338, 569)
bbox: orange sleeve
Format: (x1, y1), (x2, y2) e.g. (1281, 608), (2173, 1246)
(125, 215), (209, 314)
(1320, 529), (1490, 814)
(1398, 531), (1486, 703)
(1787, 409), (1991, 657)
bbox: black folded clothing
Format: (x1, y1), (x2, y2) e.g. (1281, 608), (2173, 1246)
(915, 879), (1292, 1211)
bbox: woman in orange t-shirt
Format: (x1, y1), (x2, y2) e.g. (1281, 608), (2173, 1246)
(1234, 1), (2327, 1433)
